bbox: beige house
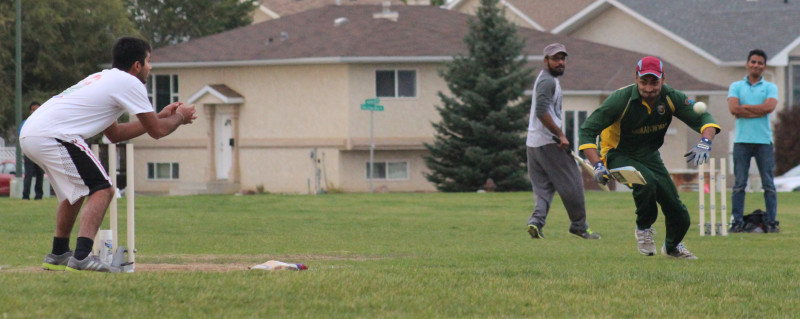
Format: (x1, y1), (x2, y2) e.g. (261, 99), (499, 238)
(446, 0), (595, 31)
(133, 4), (724, 195)
(449, 0), (800, 169)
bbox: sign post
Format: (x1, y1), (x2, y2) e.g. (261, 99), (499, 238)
(360, 98), (383, 193)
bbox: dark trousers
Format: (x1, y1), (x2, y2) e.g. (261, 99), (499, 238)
(22, 155), (44, 199)
(607, 150), (690, 251)
(526, 145), (588, 232)
(731, 143), (777, 224)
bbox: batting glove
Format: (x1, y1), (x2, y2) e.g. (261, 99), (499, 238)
(593, 162), (611, 186)
(684, 137), (712, 166)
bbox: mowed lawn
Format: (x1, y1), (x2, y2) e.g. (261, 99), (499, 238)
(1, 191), (798, 318)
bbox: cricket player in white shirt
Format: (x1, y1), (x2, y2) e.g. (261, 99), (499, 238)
(21, 37), (197, 272)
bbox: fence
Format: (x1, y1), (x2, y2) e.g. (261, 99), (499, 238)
(0, 147), (15, 162)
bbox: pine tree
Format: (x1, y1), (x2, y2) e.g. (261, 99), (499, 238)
(423, 0), (533, 192)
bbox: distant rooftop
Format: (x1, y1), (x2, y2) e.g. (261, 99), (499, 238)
(153, 5), (724, 92)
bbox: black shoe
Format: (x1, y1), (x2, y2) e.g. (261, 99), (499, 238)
(728, 222), (744, 233)
(527, 224), (544, 239)
(570, 228), (601, 240)
(766, 222), (780, 233)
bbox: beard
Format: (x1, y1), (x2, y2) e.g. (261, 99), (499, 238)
(548, 64), (565, 76)
(136, 69), (149, 84)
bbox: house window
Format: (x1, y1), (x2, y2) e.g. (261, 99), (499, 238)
(376, 70), (416, 98)
(147, 162), (180, 180)
(147, 74), (179, 112)
(365, 161), (409, 180)
(564, 110), (588, 153)
(791, 62), (800, 108)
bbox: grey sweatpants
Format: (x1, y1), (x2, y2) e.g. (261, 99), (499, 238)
(526, 144), (588, 232)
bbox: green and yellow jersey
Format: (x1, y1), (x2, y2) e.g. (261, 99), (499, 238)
(578, 83), (720, 160)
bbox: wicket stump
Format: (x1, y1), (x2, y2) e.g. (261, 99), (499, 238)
(92, 143), (136, 271)
(698, 158), (727, 236)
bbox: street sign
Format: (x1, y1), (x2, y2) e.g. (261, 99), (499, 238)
(361, 104), (384, 111)
(361, 98), (382, 193)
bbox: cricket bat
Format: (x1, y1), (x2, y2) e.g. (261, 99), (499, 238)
(609, 166), (647, 185)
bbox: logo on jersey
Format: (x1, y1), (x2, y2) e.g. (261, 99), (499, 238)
(657, 104), (666, 115)
(55, 74), (102, 98)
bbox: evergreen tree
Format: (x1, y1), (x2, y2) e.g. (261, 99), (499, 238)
(423, 0), (533, 192)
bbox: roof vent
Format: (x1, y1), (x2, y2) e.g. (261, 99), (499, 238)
(373, 1), (398, 21)
(334, 17), (349, 26)
(281, 32), (288, 40)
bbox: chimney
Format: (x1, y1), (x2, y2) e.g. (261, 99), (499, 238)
(334, 17), (349, 27)
(373, 1), (399, 21)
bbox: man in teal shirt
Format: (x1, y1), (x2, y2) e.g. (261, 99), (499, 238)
(728, 49), (779, 233)
(579, 56), (720, 259)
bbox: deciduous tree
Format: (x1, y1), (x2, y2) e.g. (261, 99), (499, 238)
(773, 104), (800, 175)
(0, 0), (138, 142)
(127, 0), (259, 48)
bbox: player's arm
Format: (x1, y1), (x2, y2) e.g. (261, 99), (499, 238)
(743, 83), (780, 116)
(582, 148), (601, 167)
(682, 90), (720, 166)
(103, 102), (196, 142)
(533, 77), (569, 149)
(728, 97), (772, 118)
(538, 113), (568, 150)
(727, 83), (763, 118)
(578, 89), (627, 166)
(578, 91), (628, 185)
(701, 126), (717, 141)
(669, 91), (721, 135)
(738, 97), (776, 117)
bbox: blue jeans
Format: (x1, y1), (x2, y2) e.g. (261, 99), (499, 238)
(731, 143), (777, 224)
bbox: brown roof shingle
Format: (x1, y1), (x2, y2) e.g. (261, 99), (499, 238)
(262, 0), (405, 17)
(506, 0), (595, 31)
(152, 5), (724, 92)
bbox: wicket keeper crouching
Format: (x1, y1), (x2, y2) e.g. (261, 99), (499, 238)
(578, 56), (721, 259)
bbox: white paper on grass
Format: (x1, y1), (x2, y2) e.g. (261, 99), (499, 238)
(249, 260), (305, 271)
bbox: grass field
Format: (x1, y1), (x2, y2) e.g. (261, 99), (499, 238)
(1, 191), (798, 318)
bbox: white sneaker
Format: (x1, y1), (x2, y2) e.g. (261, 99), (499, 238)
(635, 227), (656, 256)
(661, 242), (698, 259)
(66, 255), (119, 272)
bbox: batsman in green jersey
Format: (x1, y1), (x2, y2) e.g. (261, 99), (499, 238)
(578, 56), (721, 259)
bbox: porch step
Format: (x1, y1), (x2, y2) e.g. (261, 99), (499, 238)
(169, 181), (240, 196)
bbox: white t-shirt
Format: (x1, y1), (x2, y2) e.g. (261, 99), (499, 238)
(526, 70), (562, 148)
(20, 68), (154, 141)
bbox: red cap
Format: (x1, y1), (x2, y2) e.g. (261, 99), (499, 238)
(636, 56), (663, 78)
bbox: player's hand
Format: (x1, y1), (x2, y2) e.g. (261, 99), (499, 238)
(684, 137), (712, 166)
(551, 135), (570, 151)
(593, 162), (610, 185)
(176, 104), (197, 125)
(158, 102), (182, 119)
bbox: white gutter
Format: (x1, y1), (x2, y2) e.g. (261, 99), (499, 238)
(152, 55), (542, 68)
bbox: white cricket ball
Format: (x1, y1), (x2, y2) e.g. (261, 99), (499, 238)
(693, 101), (707, 114)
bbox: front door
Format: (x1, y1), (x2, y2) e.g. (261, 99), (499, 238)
(215, 111), (233, 180)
